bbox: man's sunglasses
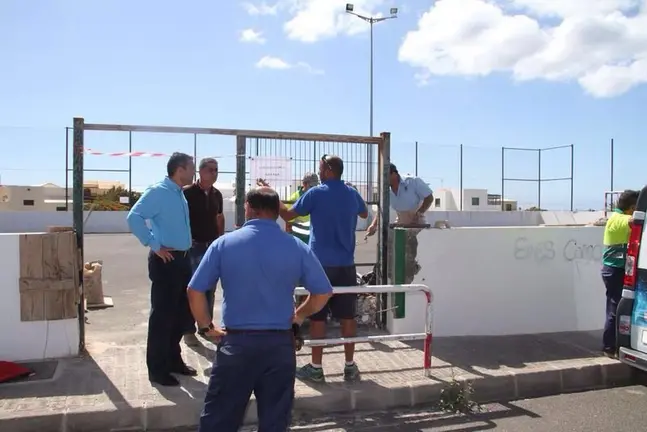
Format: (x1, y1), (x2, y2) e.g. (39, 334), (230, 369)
(320, 154), (333, 171)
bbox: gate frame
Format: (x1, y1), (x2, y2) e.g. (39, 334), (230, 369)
(72, 117), (391, 352)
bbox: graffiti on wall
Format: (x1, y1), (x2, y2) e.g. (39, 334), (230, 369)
(513, 237), (602, 263)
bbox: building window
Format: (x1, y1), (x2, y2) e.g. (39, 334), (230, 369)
(471, 197), (480, 206)
(435, 198), (441, 208)
(505, 203), (513, 211)
(23, 199), (35, 206)
(56, 206), (67, 211)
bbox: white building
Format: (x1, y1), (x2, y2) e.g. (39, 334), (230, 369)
(432, 188), (517, 212)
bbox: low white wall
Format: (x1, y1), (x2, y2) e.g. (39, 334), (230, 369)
(388, 226), (606, 337)
(0, 234), (79, 361)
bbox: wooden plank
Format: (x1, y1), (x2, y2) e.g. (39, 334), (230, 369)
(41, 233), (60, 279)
(19, 278), (76, 292)
(44, 291), (65, 320)
(62, 289), (78, 319)
(19, 234), (43, 279)
(20, 291), (45, 322)
(56, 231), (77, 279)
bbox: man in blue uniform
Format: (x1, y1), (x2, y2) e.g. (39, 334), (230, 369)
(278, 154), (369, 383)
(187, 187), (333, 432)
(126, 152), (197, 387)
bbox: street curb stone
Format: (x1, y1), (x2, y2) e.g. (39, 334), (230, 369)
(0, 360), (635, 432)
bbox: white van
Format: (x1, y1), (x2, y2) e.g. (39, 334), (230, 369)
(616, 187), (647, 372)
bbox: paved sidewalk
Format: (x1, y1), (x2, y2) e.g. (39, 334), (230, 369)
(0, 330), (634, 432)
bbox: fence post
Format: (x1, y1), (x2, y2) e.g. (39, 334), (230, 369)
(72, 117), (86, 353)
(393, 227), (406, 319)
(235, 136), (246, 228)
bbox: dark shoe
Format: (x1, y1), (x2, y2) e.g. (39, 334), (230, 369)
(172, 364), (198, 376)
(602, 347), (617, 358)
(149, 374), (180, 386)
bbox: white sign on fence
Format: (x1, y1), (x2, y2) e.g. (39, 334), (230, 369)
(250, 156), (292, 192)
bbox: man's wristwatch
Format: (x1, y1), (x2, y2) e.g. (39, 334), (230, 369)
(198, 322), (215, 334)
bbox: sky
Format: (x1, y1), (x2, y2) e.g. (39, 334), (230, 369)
(0, 0), (645, 210)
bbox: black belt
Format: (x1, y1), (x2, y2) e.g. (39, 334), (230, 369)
(169, 250), (189, 257)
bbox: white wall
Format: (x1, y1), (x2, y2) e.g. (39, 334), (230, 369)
(0, 234), (79, 361)
(387, 226), (606, 337)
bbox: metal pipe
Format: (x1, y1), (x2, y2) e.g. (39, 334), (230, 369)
(415, 141), (418, 177)
(128, 131), (132, 206)
(611, 138), (614, 192)
(65, 127), (70, 211)
(83, 123), (382, 144)
(501, 147), (505, 211)
(538, 149), (542, 210)
(570, 144), (574, 211)
(459, 144), (463, 211)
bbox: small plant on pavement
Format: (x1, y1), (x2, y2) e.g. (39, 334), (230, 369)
(438, 369), (482, 414)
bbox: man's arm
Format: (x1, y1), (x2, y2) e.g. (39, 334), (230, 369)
(294, 245), (333, 324)
(355, 190), (369, 219)
(187, 240), (222, 328)
(126, 186), (163, 252)
(216, 190), (225, 236)
(413, 178), (434, 216)
(280, 188), (316, 222)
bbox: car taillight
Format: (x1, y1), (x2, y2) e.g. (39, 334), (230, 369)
(624, 221), (642, 288)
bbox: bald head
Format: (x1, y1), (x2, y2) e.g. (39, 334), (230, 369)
(245, 187), (280, 220)
(320, 154), (344, 181)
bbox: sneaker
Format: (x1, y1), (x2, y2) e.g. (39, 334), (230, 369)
(296, 364), (325, 383)
(183, 333), (201, 347)
(343, 363), (361, 382)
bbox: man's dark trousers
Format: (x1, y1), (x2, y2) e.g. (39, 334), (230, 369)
(147, 250), (192, 377)
(602, 264), (625, 350)
(184, 242), (215, 333)
(199, 332), (296, 432)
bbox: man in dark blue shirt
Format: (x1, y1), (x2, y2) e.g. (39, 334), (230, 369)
(127, 152), (197, 387)
(279, 154), (369, 383)
(187, 187), (333, 432)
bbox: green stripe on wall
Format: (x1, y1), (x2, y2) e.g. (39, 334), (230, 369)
(393, 228), (406, 319)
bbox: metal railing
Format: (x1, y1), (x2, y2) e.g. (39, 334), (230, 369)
(294, 284), (434, 376)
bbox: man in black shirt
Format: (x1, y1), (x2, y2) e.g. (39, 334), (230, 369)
(183, 157), (224, 345)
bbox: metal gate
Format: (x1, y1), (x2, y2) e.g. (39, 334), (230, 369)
(71, 118), (391, 351)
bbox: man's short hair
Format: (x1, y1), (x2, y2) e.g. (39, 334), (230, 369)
(302, 172), (319, 187)
(389, 163), (398, 174)
(617, 189), (640, 211)
(246, 188), (280, 217)
(199, 157), (218, 170)
(322, 154), (344, 178)
(167, 152), (193, 177)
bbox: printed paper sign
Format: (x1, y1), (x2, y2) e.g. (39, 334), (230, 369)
(250, 156), (292, 192)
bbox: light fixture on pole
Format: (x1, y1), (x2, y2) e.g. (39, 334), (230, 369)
(345, 3), (397, 199)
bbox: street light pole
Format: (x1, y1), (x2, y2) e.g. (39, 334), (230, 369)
(346, 4), (397, 200)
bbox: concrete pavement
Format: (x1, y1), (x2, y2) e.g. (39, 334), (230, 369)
(0, 234), (639, 431)
(276, 385), (647, 431)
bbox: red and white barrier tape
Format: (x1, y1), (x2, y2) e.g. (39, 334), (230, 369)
(84, 148), (236, 158)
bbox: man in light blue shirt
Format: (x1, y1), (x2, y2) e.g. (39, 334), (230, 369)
(127, 152), (196, 387)
(187, 187), (332, 432)
(366, 162), (434, 235)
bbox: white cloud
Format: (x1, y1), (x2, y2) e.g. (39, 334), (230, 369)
(240, 28), (267, 44)
(255, 56), (324, 74)
(283, 0), (390, 43)
(398, 0), (647, 97)
(243, 1), (280, 16)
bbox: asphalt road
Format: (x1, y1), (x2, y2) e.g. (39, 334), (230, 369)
(83, 233), (378, 347)
(241, 386), (647, 432)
